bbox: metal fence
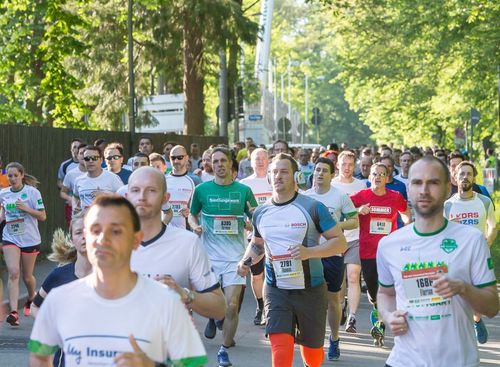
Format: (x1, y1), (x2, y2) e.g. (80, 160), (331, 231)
(0, 124), (226, 251)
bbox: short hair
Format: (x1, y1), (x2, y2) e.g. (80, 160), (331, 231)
(211, 147), (232, 160)
(133, 152), (150, 164)
(271, 153), (298, 173)
(370, 162), (388, 174)
(455, 160), (477, 177)
(94, 138), (106, 147)
(104, 142), (124, 156)
(411, 156), (450, 183)
(380, 156), (395, 166)
(71, 138), (83, 144)
(202, 148), (213, 157)
(273, 140), (289, 150)
(84, 145), (103, 159)
(400, 151), (412, 159)
(338, 150), (356, 162)
(315, 157), (335, 174)
(250, 148), (268, 161)
(448, 152), (464, 163)
(77, 142), (88, 151)
(139, 136), (153, 144)
(162, 141), (176, 149)
(149, 152), (166, 164)
(88, 194), (140, 232)
(327, 143), (339, 151)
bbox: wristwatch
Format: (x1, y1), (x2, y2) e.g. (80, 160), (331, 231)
(183, 288), (196, 305)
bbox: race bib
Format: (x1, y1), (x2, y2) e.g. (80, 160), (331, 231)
(402, 265), (447, 308)
(7, 219), (25, 236)
(369, 218), (392, 234)
(213, 216), (238, 235)
(170, 201), (188, 217)
(255, 193), (271, 206)
(271, 253), (304, 279)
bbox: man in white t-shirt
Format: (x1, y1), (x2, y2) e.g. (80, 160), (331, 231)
(377, 156), (498, 367)
(128, 167), (225, 320)
(240, 148), (273, 325)
(304, 157), (358, 361)
(166, 145), (197, 229)
(195, 149), (215, 182)
(29, 195), (207, 367)
(394, 151), (412, 187)
(444, 160), (498, 344)
(331, 150), (367, 333)
(72, 146), (123, 212)
(60, 143), (87, 217)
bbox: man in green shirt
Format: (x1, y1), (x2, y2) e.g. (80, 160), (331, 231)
(189, 147), (257, 367)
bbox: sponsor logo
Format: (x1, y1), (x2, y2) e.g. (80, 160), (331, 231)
(21, 193), (28, 200)
(440, 239), (457, 254)
(86, 346), (121, 358)
(370, 206), (391, 214)
(66, 344), (82, 365)
(290, 222), (306, 228)
(208, 198), (240, 204)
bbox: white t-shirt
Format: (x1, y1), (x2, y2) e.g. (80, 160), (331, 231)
(331, 177), (367, 242)
(377, 221), (496, 367)
(200, 170), (214, 182)
(444, 193), (495, 237)
(166, 173), (196, 229)
(28, 275), (207, 367)
(62, 166), (86, 194)
(394, 174), (409, 187)
(73, 170), (124, 209)
(131, 224), (218, 291)
(240, 174), (273, 206)
(0, 185), (44, 247)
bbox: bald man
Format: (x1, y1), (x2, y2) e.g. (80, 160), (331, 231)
(128, 167), (226, 320)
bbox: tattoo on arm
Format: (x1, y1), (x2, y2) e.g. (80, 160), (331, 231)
(251, 242), (265, 256)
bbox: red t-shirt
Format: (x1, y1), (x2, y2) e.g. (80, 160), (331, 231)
(351, 188), (407, 259)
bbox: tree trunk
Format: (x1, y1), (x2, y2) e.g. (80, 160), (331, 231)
(182, 11), (204, 135)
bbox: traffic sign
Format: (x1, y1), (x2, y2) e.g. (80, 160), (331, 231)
(248, 114), (263, 121)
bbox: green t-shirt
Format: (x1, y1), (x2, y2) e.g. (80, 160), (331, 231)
(190, 180), (257, 262)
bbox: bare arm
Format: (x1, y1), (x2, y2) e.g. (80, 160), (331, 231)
(30, 288), (48, 319)
(59, 186), (72, 203)
(486, 212), (497, 247)
(237, 237), (266, 277)
(188, 213), (203, 236)
(339, 215), (359, 231)
(17, 201), (46, 221)
(162, 207), (173, 225)
(29, 354), (53, 367)
(431, 274), (499, 318)
(400, 207), (412, 225)
(378, 285), (409, 336)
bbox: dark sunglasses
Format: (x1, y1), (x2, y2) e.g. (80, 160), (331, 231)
(105, 155), (122, 161)
(170, 155), (185, 161)
(83, 156), (100, 162)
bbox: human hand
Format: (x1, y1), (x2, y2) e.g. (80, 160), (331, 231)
(114, 335), (155, 367)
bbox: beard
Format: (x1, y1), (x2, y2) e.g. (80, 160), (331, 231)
(460, 181), (472, 192)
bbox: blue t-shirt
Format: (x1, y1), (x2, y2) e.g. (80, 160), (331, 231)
(115, 168), (132, 184)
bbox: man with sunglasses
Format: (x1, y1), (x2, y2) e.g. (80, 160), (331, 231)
(73, 146), (123, 212)
(104, 142), (131, 184)
(351, 163), (411, 347)
(166, 145), (200, 229)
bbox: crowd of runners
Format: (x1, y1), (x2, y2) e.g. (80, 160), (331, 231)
(0, 136), (498, 367)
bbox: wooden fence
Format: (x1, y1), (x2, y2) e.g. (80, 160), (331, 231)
(0, 124), (226, 251)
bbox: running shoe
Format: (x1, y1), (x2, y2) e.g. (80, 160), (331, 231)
(370, 307), (378, 326)
(345, 315), (357, 333)
(474, 319), (488, 344)
(23, 299), (33, 317)
(6, 311), (19, 327)
(204, 318), (216, 339)
(371, 321), (385, 347)
(215, 318), (224, 330)
(253, 308), (263, 326)
(217, 346), (232, 367)
(327, 336), (340, 361)
(340, 297), (348, 326)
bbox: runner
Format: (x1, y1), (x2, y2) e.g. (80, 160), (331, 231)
(298, 148), (315, 189)
(394, 151), (413, 187)
(149, 152), (168, 174)
(0, 162), (46, 327)
(331, 150), (367, 334)
(126, 136), (154, 166)
(196, 149), (215, 182)
(350, 162), (411, 347)
(354, 155), (372, 182)
(448, 152), (491, 198)
(379, 156), (408, 229)
(273, 140), (289, 155)
(103, 142), (131, 184)
(304, 157), (359, 361)
(72, 146), (123, 212)
(128, 167), (226, 319)
(60, 143), (87, 218)
(28, 195), (207, 367)
(189, 147), (257, 367)
(189, 143), (202, 172)
(237, 153), (347, 367)
(30, 211), (91, 367)
(166, 145), (198, 229)
(162, 141), (176, 174)
(57, 139), (82, 224)
(444, 160), (498, 344)
(237, 144), (257, 180)
(240, 148), (273, 326)
(377, 156), (498, 367)
(0, 153), (9, 188)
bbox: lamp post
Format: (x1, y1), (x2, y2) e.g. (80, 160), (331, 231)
(127, 0), (135, 152)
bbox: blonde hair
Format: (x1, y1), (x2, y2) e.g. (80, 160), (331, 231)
(47, 211), (85, 265)
(5, 162), (39, 187)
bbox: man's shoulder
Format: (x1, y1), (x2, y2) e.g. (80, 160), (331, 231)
(379, 224), (414, 248)
(164, 224), (199, 243)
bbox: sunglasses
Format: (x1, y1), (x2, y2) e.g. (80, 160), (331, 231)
(105, 155), (122, 161)
(371, 172), (387, 177)
(170, 155), (185, 161)
(84, 156), (100, 162)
